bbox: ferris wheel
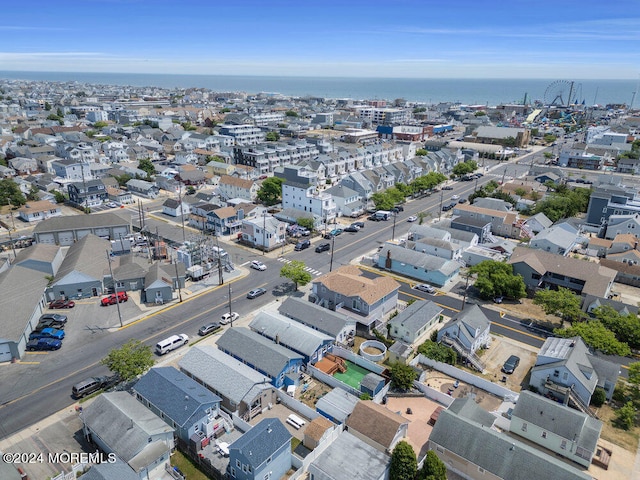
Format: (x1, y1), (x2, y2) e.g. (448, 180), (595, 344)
(544, 80), (582, 106)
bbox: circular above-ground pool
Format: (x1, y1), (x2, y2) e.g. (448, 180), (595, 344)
(359, 340), (387, 362)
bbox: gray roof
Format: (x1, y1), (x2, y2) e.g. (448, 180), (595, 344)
(308, 431), (390, 480)
(473, 197), (512, 211)
(278, 297), (355, 338)
(216, 327), (303, 378)
(389, 300), (443, 336)
(581, 294), (639, 316)
(0, 265), (49, 342)
(527, 212), (553, 229)
(323, 184), (359, 199)
(429, 399), (592, 480)
(512, 391), (602, 455)
(33, 212), (129, 234)
(179, 345), (270, 405)
(133, 367), (221, 428)
(531, 224), (581, 251)
(360, 372), (385, 391)
(533, 337), (599, 394)
(380, 244), (460, 276)
(79, 459), (139, 480)
(229, 418), (291, 468)
(249, 311), (333, 358)
(408, 224), (450, 240)
(53, 234), (111, 283)
(451, 216), (492, 228)
(81, 392), (173, 471)
(315, 388), (360, 423)
(440, 304), (490, 345)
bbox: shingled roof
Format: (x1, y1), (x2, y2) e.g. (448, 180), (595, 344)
(314, 265), (400, 305)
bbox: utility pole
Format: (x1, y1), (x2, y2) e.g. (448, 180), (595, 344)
(262, 211), (267, 256)
(391, 212), (397, 241)
(501, 168), (508, 185)
(438, 190), (444, 221)
(329, 234), (336, 272)
(179, 184), (186, 243)
(228, 283), (233, 327)
(214, 233), (224, 285)
(461, 273), (471, 311)
(105, 250), (123, 328)
(174, 261), (183, 302)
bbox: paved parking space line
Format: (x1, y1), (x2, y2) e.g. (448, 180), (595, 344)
(24, 352), (49, 355)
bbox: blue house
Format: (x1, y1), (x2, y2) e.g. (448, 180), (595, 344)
(216, 328), (303, 389)
(228, 418), (291, 480)
(377, 244), (460, 287)
(133, 367), (222, 443)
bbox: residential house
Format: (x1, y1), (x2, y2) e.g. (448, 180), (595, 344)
(45, 234), (111, 299)
(599, 258), (640, 287)
(302, 416), (335, 450)
(388, 300), (443, 346)
(179, 345), (275, 421)
(529, 336), (620, 408)
(133, 367), (222, 443)
(510, 391), (603, 468)
(472, 197), (513, 212)
(340, 172), (374, 207)
(410, 235), (462, 260)
(428, 397), (593, 480)
(67, 179), (108, 207)
(345, 400), (409, 453)
(278, 297), (357, 348)
(33, 212), (130, 246)
(436, 305), (490, 372)
(529, 223), (583, 256)
(307, 431), (390, 480)
(508, 247), (616, 298)
(189, 203), (220, 231)
(126, 178), (159, 198)
(103, 254), (147, 293)
(449, 216), (492, 243)
(207, 205), (240, 235)
(51, 158), (92, 180)
(377, 244), (460, 287)
(162, 198), (190, 217)
(276, 165), (337, 222)
(16, 200), (62, 222)
(106, 186), (133, 205)
(176, 168), (208, 186)
(311, 265), (400, 336)
(240, 214), (286, 251)
(143, 262), (185, 305)
(315, 388), (360, 424)
(81, 392), (175, 480)
(323, 184), (364, 218)
(585, 184), (639, 226)
(581, 294), (639, 317)
(216, 328), (303, 389)
(525, 212), (553, 234)
(78, 459), (140, 480)
(249, 311), (333, 364)
(227, 418), (291, 480)
(217, 175), (258, 202)
(8, 156), (38, 175)
(603, 214), (640, 239)
(608, 233), (639, 255)
(452, 203), (526, 239)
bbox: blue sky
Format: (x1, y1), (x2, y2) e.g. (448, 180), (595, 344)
(1, 0), (638, 79)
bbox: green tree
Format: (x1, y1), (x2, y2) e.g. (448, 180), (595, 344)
(371, 192), (395, 211)
(543, 134), (557, 144)
(256, 177), (283, 206)
(514, 187), (527, 197)
(93, 121), (108, 128)
(452, 160), (478, 178)
(614, 402), (636, 430)
(389, 441), (417, 480)
(26, 185), (40, 201)
(114, 173), (133, 188)
(590, 387), (607, 407)
(593, 305), (640, 350)
(285, 110), (298, 117)
(417, 340), (457, 364)
(44, 101), (52, 111)
(206, 155), (226, 163)
(416, 148), (428, 156)
(220, 107), (231, 113)
(628, 362), (640, 387)
(137, 158), (156, 178)
(0, 179), (27, 206)
(533, 287), (583, 322)
(533, 187), (591, 222)
(296, 217), (314, 231)
(101, 339), (154, 381)
(279, 260), (312, 291)
(553, 322), (631, 356)
(52, 190), (66, 204)
(389, 362), (417, 391)
(468, 260), (526, 300)
(265, 131), (280, 141)
(417, 451), (447, 480)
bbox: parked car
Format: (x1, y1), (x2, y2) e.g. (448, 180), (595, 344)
(26, 338), (62, 351)
(415, 284), (436, 294)
(324, 228), (343, 239)
(155, 334), (189, 355)
(451, 194), (460, 200)
(348, 223), (361, 230)
(29, 327), (65, 341)
(198, 322), (221, 336)
(315, 242), (331, 253)
(442, 204), (453, 212)
(343, 226), (359, 233)
(407, 215), (418, 222)
(367, 215), (381, 221)
(250, 260), (267, 271)
(247, 288), (267, 299)
(220, 312), (239, 325)
(101, 291), (128, 306)
(39, 313), (67, 324)
(442, 185), (454, 190)
(352, 221), (365, 229)
(36, 318), (67, 330)
(502, 355), (520, 374)
(48, 299), (75, 309)
(493, 296), (504, 304)
(105, 202), (118, 208)
(294, 239), (311, 251)
(458, 198), (467, 204)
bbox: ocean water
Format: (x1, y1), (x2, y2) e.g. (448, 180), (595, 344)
(0, 71), (637, 107)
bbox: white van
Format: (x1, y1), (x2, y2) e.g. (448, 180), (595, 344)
(155, 334), (189, 355)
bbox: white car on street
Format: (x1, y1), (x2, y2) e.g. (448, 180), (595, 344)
(251, 260), (267, 271)
(221, 312), (239, 325)
(415, 284), (436, 294)
(451, 195), (460, 200)
(407, 215), (418, 222)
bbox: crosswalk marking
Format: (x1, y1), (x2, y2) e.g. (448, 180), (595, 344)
(276, 257), (323, 276)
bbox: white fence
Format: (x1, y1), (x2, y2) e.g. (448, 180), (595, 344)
(308, 364), (361, 397)
(412, 354), (518, 400)
(50, 463), (90, 480)
(331, 346), (385, 374)
(274, 389), (321, 420)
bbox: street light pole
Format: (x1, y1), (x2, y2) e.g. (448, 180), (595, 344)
(391, 212), (397, 241)
(228, 283), (233, 327)
(262, 211), (267, 256)
(438, 190), (444, 221)
(105, 250), (123, 328)
(214, 233), (224, 286)
(329, 234), (336, 272)
(461, 273), (471, 311)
